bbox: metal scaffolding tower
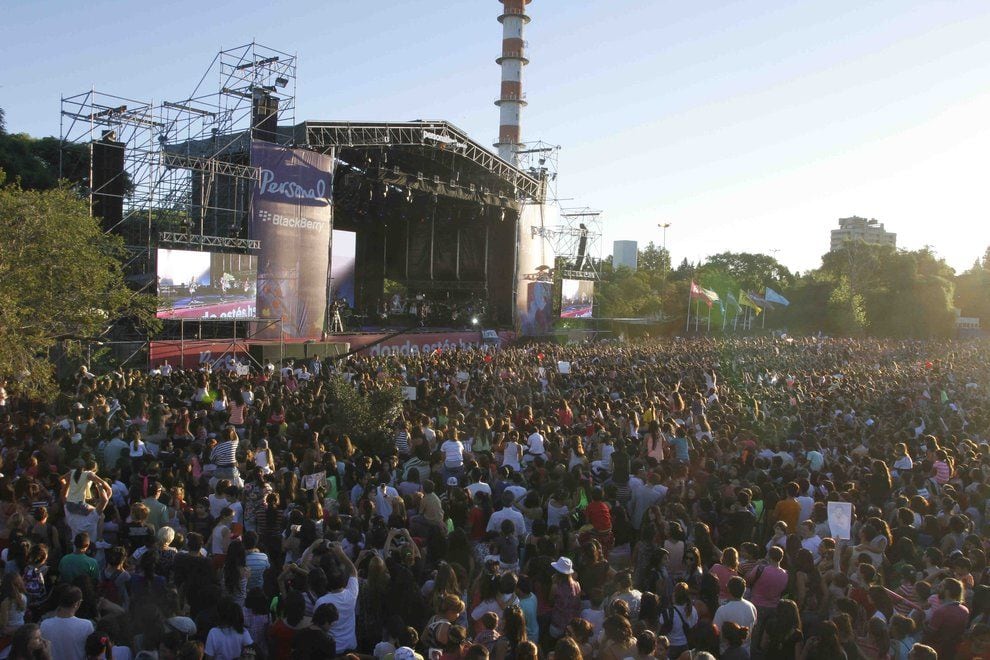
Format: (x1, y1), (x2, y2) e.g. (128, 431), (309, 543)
(59, 42), (297, 277)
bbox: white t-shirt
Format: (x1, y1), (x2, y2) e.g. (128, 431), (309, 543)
(502, 442), (522, 471)
(41, 615), (95, 660)
(315, 576), (360, 652)
(526, 432), (546, 456)
(467, 482), (492, 499)
(441, 439), (464, 468)
(204, 626), (253, 660)
(713, 599), (758, 650)
(486, 507), (527, 539)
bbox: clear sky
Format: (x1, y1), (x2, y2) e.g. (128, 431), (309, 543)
(4, 0), (990, 274)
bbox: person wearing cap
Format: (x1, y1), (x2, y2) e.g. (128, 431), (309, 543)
(549, 557), (581, 639)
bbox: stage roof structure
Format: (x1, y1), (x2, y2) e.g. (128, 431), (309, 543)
(297, 120), (546, 207)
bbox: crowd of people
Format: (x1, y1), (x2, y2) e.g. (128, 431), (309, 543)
(0, 336), (989, 660)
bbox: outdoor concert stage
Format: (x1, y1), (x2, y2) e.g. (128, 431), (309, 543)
(62, 46), (555, 363)
(148, 328), (516, 369)
(152, 120), (552, 342)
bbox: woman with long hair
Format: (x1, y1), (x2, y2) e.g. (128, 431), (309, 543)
(7, 623), (51, 660)
(645, 420), (665, 464)
(664, 522), (687, 579)
(492, 605), (527, 660)
(205, 597), (254, 659)
(269, 590), (310, 660)
(221, 539), (248, 606)
(357, 554), (390, 651)
(762, 598), (803, 658)
(710, 547), (739, 605)
(599, 614), (637, 660)
(662, 582), (698, 659)
(0, 573), (28, 639)
(790, 548), (825, 626)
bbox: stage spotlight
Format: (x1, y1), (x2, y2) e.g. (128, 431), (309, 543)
(274, 76), (289, 88)
(471, 316), (479, 326)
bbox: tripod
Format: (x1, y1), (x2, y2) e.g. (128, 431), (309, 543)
(330, 305), (344, 333)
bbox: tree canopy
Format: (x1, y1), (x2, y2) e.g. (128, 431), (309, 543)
(0, 170), (157, 398)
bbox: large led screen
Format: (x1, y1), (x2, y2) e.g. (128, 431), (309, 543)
(331, 229), (356, 307)
(156, 249), (257, 319)
(560, 279), (594, 319)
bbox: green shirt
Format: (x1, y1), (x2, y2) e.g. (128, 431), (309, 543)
(59, 552), (99, 583)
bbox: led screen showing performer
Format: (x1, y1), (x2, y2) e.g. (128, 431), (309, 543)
(560, 278), (594, 318)
(156, 248), (257, 319)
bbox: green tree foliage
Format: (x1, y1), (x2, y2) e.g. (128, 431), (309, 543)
(788, 242), (956, 338)
(954, 254), (990, 323)
(0, 171), (157, 398)
(703, 251), (795, 291)
(321, 376), (404, 454)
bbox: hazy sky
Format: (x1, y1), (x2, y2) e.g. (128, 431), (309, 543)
(4, 0), (990, 274)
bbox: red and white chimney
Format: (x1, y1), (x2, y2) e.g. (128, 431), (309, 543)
(494, 0), (531, 166)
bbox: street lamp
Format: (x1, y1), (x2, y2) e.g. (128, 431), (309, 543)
(658, 223), (671, 319)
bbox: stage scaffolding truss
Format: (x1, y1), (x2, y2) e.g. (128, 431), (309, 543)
(59, 42), (296, 275)
(176, 317), (284, 370)
(299, 121), (547, 204)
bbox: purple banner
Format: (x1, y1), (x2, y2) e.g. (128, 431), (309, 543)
(250, 142), (334, 339)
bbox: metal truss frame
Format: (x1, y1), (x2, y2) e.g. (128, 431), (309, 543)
(159, 232), (260, 251)
(299, 121), (546, 203)
(60, 42), (296, 275)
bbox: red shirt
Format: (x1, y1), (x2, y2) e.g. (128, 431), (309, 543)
(586, 501), (612, 532)
(925, 601), (969, 658)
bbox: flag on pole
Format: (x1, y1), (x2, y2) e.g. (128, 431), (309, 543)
(739, 290), (762, 315)
(726, 291), (743, 313)
(700, 286), (720, 306)
(747, 291), (773, 310)
(764, 286), (790, 307)
(690, 281), (718, 308)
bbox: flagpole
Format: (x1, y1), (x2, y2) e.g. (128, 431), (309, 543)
(722, 302), (727, 332)
(685, 284), (692, 333)
(707, 304), (712, 333)
(733, 308), (738, 332)
(762, 306), (766, 330)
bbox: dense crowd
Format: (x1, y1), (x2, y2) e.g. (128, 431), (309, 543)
(1, 336), (989, 660)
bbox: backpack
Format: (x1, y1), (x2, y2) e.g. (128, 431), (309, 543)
(99, 570), (123, 605)
(22, 565), (45, 602)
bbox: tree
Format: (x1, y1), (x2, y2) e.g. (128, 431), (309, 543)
(703, 251), (795, 292)
(321, 376), (404, 454)
(0, 171), (157, 398)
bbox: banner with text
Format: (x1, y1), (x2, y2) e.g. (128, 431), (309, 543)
(250, 141), (334, 339)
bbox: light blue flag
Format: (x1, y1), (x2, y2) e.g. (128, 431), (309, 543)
(726, 291), (742, 313)
(764, 286), (790, 307)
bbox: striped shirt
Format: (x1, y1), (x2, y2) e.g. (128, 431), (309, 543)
(933, 461), (951, 484)
(211, 439), (238, 467)
(228, 403), (246, 426)
(245, 550), (270, 591)
(395, 430), (409, 455)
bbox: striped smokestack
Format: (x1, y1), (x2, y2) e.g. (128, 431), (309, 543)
(494, 0), (531, 167)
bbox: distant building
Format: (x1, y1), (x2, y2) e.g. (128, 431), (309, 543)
(830, 216), (896, 252)
(613, 240), (638, 270)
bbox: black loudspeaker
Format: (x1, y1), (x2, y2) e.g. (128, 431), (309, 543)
(575, 224), (589, 270)
(92, 135), (125, 232)
(252, 91), (279, 143)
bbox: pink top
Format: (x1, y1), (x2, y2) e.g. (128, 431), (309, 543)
(745, 564), (788, 608)
(710, 564), (737, 601)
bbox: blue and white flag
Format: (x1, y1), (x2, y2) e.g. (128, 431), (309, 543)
(764, 286), (790, 307)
